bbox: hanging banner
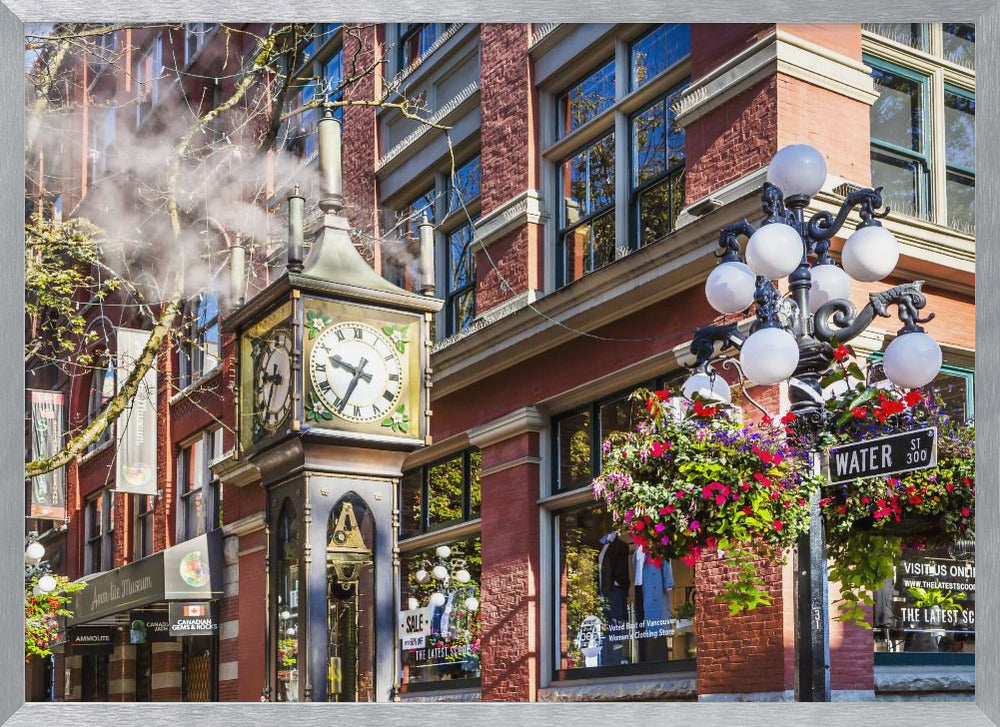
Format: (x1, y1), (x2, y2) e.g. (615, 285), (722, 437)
(115, 328), (158, 494)
(29, 390), (67, 520)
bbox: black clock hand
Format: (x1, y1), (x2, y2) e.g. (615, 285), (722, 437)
(331, 354), (373, 383)
(264, 362), (278, 415)
(339, 357), (369, 411)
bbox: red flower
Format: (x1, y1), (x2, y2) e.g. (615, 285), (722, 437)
(838, 505), (847, 515)
(851, 407), (867, 419)
(654, 389), (671, 401)
(861, 496), (870, 503)
(649, 441), (665, 457)
(904, 390), (923, 407)
(832, 344), (850, 362)
(715, 495), (727, 505)
(773, 520), (783, 531)
(743, 506), (753, 515)
(762, 414), (773, 425)
(909, 495), (922, 505)
(961, 507), (971, 517)
(659, 506), (675, 515)
(781, 411), (797, 424)
(634, 520), (645, 530)
(693, 401), (718, 418)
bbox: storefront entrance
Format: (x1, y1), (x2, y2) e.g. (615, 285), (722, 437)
(182, 635), (217, 701)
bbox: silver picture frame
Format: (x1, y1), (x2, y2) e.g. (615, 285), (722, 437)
(4, 3), (996, 725)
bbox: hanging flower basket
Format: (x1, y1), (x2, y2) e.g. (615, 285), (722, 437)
(592, 389), (819, 614)
(816, 346), (975, 626)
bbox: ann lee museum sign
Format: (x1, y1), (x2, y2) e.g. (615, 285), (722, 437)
(828, 427), (937, 484)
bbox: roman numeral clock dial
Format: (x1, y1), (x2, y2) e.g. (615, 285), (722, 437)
(254, 328), (293, 432)
(308, 322), (404, 424)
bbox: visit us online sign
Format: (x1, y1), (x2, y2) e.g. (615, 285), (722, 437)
(827, 427), (937, 484)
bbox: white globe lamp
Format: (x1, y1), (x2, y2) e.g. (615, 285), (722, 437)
(464, 596), (479, 612)
(808, 264), (852, 314)
(432, 565), (449, 581)
(25, 541), (45, 566)
(883, 332), (942, 388)
(36, 574), (58, 594)
(407, 597), (419, 611)
(740, 327), (800, 385)
(841, 225), (900, 282)
(415, 569), (429, 584)
(681, 371), (732, 404)
(766, 144), (828, 198)
(435, 545), (452, 559)
(455, 569), (471, 584)
(705, 261), (757, 314)
(429, 592), (446, 608)
(746, 223), (803, 279)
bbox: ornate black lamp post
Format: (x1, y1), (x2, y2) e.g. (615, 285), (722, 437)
(680, 145), (944, 702)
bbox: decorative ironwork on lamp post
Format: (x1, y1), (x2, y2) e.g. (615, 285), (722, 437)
(682, 145), (944, 702)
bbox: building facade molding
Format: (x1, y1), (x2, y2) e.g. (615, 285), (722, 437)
(538, 674), (697, 702)
(468, 406), (545, 450)
(376, 82), (481, 175)
(675, 29), (878, 129)
(221, 511), (266, 538)
(211, 452), (261, 489)
(472, 189), (548, 252)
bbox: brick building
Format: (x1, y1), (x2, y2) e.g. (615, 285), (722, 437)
(25, 22), (975, 703)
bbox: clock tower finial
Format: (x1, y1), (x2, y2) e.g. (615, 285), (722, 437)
(317, 106), (343, 214)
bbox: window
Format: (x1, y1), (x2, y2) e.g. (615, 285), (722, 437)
(558, 60), (616, 137)
(178, 292), (220, 388)
(942, 23), (975, 68)
(631, 23), (691, 90)
(323, 48), (344, 122)
(87, 354), (115, 451)
(558, 133), (616, 284)
(944, 86), (974, 231)
(631, 84), (687, 247)
(184, 23), (217, 66)
(398, 23), (441, 70)
(864, 23), (928, 51)
(400, 536), (482, 688)
(275, 501), (299, 702)
(865, 25), (975, 232)
(400, 449), (481, 538)
(89, 106), (116, 184)
(134, 493), (154, 560)
(868, 363), (975, 657)
(385, 188), (436, 291)
(869, 60), (929, 220)
(84, 489), (114, 574)
(176, 428), (222, 542)
(443, 155), (481, 337)
(551, 25), (690, 288)
(555, 502), (696, 678)
(553, 373), (684, 493)
(135, 35), (163, 127)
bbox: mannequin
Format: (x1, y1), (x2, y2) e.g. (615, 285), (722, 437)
(634, 545), (674, 661)
(598, 532), (630, 665)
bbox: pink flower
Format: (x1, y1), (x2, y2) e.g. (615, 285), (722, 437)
(715, 495), (727, 505)
(654, 523), (666, 534)
(660, 536), (670, 545)
(773, 520), (783, 531)
(961, 507), (971, 517)
(689, 520), (700, 532)
(659, 506), (675, 515)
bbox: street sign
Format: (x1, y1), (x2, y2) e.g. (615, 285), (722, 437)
(827, 427), (937, 484)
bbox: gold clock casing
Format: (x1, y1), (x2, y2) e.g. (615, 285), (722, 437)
(302, 298), (424, 442)
(239, 301), (295, 454)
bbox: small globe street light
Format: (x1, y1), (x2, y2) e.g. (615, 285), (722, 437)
(680, 144), (943, 703)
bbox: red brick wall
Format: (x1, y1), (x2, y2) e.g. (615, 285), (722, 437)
(479, 431), (540, 701)
(341, 24), (382, 246)
(151, 643), (182, 701)
(476, 24), (542, 312)
(691, 24), (773, 80)
(685, 77), (779, 202)
(236, 533), (267, 701)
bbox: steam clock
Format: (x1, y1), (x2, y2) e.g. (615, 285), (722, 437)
(226, 110), (441, 702)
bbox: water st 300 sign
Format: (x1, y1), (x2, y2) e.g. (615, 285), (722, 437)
(827, 427), (937, 484)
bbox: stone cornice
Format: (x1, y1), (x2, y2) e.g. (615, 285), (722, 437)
(222, 511), (266, 538)
(211, 452), (261, 489)
(472, 189), (548, 251)
(675, 29), (878, 128)
(468, 406), (545, 449)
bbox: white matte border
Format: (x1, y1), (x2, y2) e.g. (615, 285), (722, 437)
(2, 4), (996, 727)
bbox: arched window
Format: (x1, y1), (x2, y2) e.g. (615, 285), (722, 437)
(275, 501), (300, 702)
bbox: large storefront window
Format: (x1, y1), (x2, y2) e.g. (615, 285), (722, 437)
(556, 502), (695, 677)
(870, 363), (975, 657)
(275, 501), (299, 702)
(400, 536), (482, 687)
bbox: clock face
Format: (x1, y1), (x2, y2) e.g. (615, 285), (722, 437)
(254, 328), (293, 432)
(308, 322), (403, 423)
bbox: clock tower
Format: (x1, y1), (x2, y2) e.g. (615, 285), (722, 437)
(226, 109), (441, 702)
